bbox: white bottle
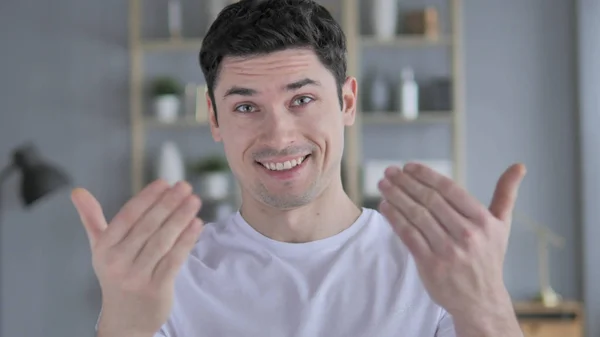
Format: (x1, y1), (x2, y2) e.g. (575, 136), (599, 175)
(157, 141), (185, 186)
(372, 0), (398, 39)
(399, 67), (419, 119)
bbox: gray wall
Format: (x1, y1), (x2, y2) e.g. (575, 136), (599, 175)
(0, 0), (582, 337)
(0, 0), (130, 336)
(577, 0), (600, 335)
(462, 0), (579, 301)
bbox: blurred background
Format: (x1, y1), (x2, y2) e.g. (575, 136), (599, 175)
(0, 0), (598, 336)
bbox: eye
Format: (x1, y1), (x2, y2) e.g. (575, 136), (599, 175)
(291, 96), (314, 107)
(234, 104), (256, 113)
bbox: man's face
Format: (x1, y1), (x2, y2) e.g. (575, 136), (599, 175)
(207, 48), (357, 209)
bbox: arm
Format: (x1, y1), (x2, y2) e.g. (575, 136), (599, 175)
(436, 293), (523, 337)
(72, 180), (202, 337)
(453, 314), (522, 337)
(95, 307), (170, 337)
(451, 299), (523, 337)
(377, 163), (527, 337)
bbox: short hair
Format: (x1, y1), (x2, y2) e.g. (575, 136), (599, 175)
(199, 0), (347, 118)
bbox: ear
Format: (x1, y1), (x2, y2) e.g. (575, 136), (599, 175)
(342, 76), (358, 126)
(206, 91), (222, 142)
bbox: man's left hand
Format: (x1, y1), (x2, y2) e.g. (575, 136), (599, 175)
(377, 162), (526, 332)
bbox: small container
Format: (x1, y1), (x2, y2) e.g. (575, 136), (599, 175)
(399, 67), (419, 119)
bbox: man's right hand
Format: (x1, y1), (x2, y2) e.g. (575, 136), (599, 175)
(71, 180), (204, 337)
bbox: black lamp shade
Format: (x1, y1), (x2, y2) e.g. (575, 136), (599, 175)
(12, 145), (70, 206)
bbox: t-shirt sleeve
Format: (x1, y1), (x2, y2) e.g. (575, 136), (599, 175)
(154, 330), (168, 337)
(435, 309), (457, 337)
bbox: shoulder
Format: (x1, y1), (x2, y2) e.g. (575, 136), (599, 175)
(359, 209), (452, 329)
(349, 208), (416, 274)
(189, 212), (241, 256)
(360, 208), (409, 250)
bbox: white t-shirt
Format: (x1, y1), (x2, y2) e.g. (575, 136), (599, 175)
(154, 207), (456, 337)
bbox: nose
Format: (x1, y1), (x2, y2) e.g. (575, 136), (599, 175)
(259, 107), (298, 148)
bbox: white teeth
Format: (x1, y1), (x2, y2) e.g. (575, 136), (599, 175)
(261, 156), (307, 171)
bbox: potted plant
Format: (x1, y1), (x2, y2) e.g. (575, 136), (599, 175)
(150, 76), (184, 123)
(189, 155), (231, 200)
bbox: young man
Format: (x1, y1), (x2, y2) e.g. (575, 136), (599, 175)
(72, 0), (526, 336)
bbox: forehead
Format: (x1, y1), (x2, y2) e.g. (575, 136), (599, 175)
(214, 48), (334, 93)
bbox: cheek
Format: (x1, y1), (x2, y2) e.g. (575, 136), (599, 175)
(305, 111), (345, 157)
(222, 132), (248, 157)
(309, 107), (345, 137)
(218, 124), (248, 160)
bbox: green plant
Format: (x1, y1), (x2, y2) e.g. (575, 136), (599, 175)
(189, 155), (230, 174)
(150, 76), (183, 97)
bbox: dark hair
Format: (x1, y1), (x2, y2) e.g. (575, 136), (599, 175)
(199, 0), (347, 119)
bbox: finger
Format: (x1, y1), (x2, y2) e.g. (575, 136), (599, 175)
(403, 162), (488, 222)
(116, 181), (193, 262)
(378, 177), (449, 255)
(489, 163), (526, 222)
(152, 217), (204, 283)
(134, 194), (202, 277)
(103, 179), (171, 247)
(71, 188), (108, 249)
(384, 167), (473, 245)
(379, 200), (431, 261)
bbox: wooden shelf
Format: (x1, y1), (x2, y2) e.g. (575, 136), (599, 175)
(144, 117), (209, 128)
(514, 301), (584, 337)
(361, 111), (453, 124)
(139, 38), (204, 51)
(514, 301), (583, 315)
(359, 35), (451, 48)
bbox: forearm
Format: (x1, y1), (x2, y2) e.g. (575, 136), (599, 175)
(452, 292), (522, 337)
(96, 327), (154, 337)
(453, 310), (522, 337)
(96, 316), (156, 337)
(97, 329), (154, 337)
(97, 329), (153, 337)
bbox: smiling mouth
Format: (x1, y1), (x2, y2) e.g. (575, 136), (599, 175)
(256, 154), (311, 171)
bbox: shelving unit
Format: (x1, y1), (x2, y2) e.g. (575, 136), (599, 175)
(128, 0), (217, 196)
(361, 111), (453, 125)
(341, 0), (464, 205)
(127, 0), (464, 208)
(358, 35), (452, 48)
(141, 38), (204, 51)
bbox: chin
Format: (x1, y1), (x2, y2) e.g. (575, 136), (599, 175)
(260, 194), (313, 210)
(255, 184), (318, 209)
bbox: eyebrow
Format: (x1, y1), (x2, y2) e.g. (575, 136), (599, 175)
(223, 86), (257, 98)
(223, 78), (321, 98)
(285, 78), (321, 91)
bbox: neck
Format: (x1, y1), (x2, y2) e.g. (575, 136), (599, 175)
(238, 179), (362, 243)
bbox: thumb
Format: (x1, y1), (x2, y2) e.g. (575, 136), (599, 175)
(489, 163), (527, 222)
(71, 188), (108, 249)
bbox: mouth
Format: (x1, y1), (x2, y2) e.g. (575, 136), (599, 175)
(255, 154), (311, 175)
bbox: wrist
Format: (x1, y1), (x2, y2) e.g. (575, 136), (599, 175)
(96, 317), (154, 337)
(97, 328), (153, 337)
(452, 288), (522, 337)
(453, 310), (521, 337)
